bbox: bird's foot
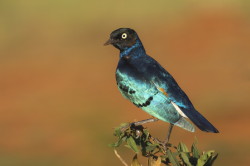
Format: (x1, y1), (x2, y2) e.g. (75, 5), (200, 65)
(152, 138), (172, 152)
(163, 140), (172, 151)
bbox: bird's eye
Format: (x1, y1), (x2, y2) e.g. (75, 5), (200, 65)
(121, 33), (127, 39)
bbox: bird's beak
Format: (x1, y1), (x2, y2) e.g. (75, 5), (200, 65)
(104, 39), (112, 46)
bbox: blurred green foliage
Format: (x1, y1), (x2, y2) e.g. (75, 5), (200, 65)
(111, 123), (218, 166)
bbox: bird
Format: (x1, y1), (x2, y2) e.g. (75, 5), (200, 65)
(104, 28), (219, 142)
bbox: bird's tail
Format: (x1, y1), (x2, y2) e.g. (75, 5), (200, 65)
(180, 107), (219, 133)
(174, 117), (195, 132)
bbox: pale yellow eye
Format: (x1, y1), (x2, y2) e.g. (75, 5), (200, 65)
(121, 33), (127, 39)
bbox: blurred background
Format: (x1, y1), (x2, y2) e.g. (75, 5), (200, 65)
(0, 0), (249, 165)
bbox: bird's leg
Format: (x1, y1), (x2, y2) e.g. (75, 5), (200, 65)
(165, 123), (174, 144)
(160, 124), (174, 151)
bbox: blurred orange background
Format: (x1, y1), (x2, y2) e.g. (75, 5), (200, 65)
(0, 1), (249, 165)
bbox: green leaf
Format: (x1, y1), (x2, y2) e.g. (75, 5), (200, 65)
(167, 149), (180, 166)
(148, 156), (161, 166)
(109, 135), (126, 147)
(114, 123), (130, 137)
(119, 122), (130, 128)
(197, 153), (209, 166)
(109, 140), (120, 147)
(177, 142), (189, 152)
(191, 142), (200, 158)
(114, 128), (122, 137)
(143, 129), (150, 142)
(197, 158), (206, 166)
(204, 150), (215, 157)
(109, 141), (121, 147)
(179, 152), (192, 166)
(200, 153), (209, 161)
(204, 153), (218, 166)
(145, 144), (158, 152)
(131, 154), (141, 166)
(127, 136), (139, 153)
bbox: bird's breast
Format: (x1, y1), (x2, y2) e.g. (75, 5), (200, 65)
(116, 68), (156, 106)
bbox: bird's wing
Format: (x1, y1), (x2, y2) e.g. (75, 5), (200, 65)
(151, 81), (188, 118)
(144, 56), (219, 133)
(140, 56), (193, 109)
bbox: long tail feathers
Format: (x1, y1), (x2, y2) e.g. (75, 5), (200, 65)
(180, 107), (219, 133)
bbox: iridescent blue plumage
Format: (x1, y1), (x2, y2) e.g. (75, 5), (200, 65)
(105, 28), (219, 133)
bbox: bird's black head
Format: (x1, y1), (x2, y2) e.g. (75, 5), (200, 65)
(104, 28), (139, 51)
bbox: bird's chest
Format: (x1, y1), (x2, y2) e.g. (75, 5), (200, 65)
(116, 69), (142, 98)
(115, 62), (155, 106)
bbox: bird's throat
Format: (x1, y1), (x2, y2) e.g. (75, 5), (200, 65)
(120, 41), (145, 59)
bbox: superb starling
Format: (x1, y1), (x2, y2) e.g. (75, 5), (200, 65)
(105, 28), (219, 141)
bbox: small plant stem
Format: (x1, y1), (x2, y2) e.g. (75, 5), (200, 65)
(114, 149), (128, 166)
